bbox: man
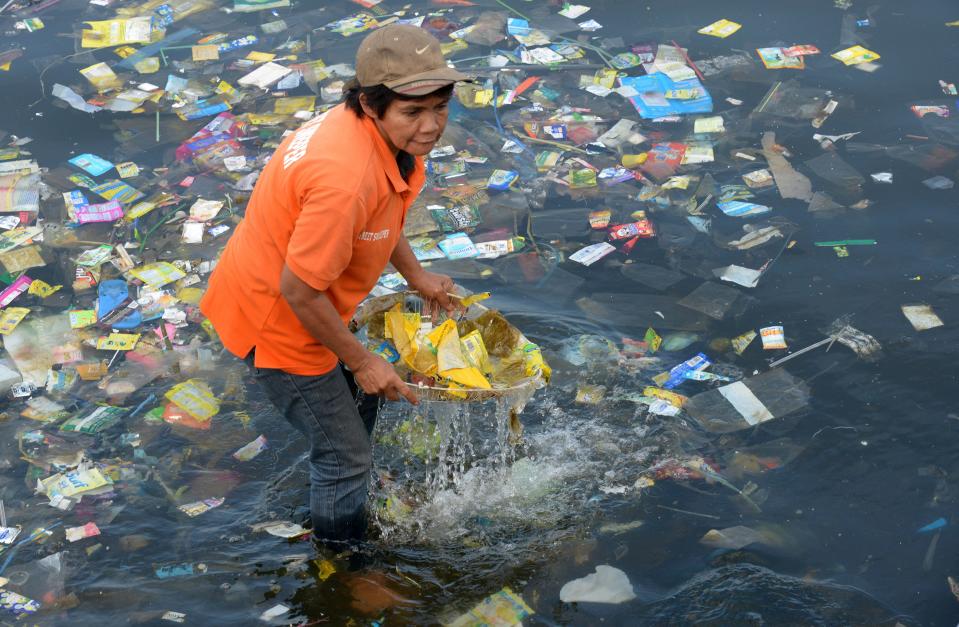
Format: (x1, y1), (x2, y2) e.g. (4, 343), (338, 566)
(200, 24), (470, 545)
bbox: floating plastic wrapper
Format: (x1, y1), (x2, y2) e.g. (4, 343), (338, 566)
(577, 292), (713, 331)
(3, 314), (77, 387)
(684, 368), (810, 433)
(751, 80), (837, 121)
(621, 73), (713, 119)
(621, 262), (685, 291)
(803, 152), (866, 203)
(824, 317), (882, 361)
(678, 281), (753, 321)
(885, 142), (958, 173)
(0, 161), (41, 215)
(721, 437), (808, 480)
(4, 552), (65, 604)
(84, 349), (180, 404)
(447, 586), (534, 627)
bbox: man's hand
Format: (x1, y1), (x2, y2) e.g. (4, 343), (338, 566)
(407, 270), (457, 321)
(352, 354), (418, 404)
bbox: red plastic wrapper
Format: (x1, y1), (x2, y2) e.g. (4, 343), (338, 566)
(608, 217), (655, 240)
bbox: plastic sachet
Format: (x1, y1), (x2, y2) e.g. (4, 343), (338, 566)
(823, 318), (882, 361)
(684, 368), (810, 433)
(678, 282), (752, 320)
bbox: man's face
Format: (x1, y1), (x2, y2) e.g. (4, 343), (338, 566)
(364, 91), (451, 157)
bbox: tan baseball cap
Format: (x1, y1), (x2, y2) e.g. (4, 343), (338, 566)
(355, 24), (470, 96)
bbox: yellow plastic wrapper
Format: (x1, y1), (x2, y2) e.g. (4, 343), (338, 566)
(593, 68), (619, 89)
(449, 586), (534, 627)
(384, 306), (421, 369)
(458, 291), (491, 308)
(474, 310), (520, 357)
(28, 279), (61, 298)
(575, 383), (605, 404)
(128, 262), (185, 287)
(274, 96), (316, 114)
(411, 343), (438, 376)
(0, 307), (29, 335)
(76, 361), (108, 381)
(192, 45), (220, 62)
(456, 83), (493, 109)
(429, 320), (490, 389)
(314, 559), (336, 582)
(460, 330), (491, 374)
(245, 113), (287, 125)
(831, 45), (880, 66)
(215, 81), (237, 96)
(642, 386), (687, 408)
(113, 46), (138, 59)
(246, 51), (276, 63)
(117, 0), (214, 21)
(133, 57), (160, 74)
(697, 18), (742, 38)
(81, 17), (157, 49)
(79, 62), (121, 90)
(96, 333), (140, 351)
(440, 38), (468, 56)
(521, 343), (551, 383)
(176, 287), (203, 305)
(201, 318), (218, 342)
(438, 380), (468, 399)
(165, 379), (220, 421)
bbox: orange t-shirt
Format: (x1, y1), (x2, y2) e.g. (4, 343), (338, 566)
(200, 104), (425, 375)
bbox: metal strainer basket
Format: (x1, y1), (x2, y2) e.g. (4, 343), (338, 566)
(351, 291), (549, 405)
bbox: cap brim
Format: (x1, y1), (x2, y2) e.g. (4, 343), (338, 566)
(384, 67), (472, 96)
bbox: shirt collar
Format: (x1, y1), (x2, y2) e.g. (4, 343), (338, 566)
(361, 113), (411, 194)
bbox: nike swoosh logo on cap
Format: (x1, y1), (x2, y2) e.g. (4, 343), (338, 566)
(415, 44), (430, 55)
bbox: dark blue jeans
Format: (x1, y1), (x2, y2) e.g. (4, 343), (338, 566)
(246, 353), (380, 544)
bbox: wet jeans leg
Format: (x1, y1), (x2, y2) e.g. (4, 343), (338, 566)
(246, 354), (380, 545)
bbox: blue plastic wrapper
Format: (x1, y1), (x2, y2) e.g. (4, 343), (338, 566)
(717, 201), (772, 217)
(663, 352), (712, 389)
(0, 590), (40, 616)
(374, 341), (400, 364)
(68, 154), (114, 177)
(917, 517), (947, 533)
(487, 170), (519, 191)
(621, 73), (713, 119)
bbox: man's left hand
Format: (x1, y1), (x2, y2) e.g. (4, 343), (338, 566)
(407, 270), (456, 321)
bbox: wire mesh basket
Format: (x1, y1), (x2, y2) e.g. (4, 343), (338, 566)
(351, 291), (549, 405)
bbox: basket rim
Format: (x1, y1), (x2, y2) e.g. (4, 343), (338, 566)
(402, 376), (541, 394)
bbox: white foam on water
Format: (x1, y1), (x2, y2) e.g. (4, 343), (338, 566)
(373, 393), (626, 544)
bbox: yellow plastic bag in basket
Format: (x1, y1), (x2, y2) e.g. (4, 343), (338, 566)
(429, 320), (491, 389)
(384, 307), (420, 367)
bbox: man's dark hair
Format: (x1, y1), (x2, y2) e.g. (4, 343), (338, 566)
(342, 82), (454, 181)
(343, 81), (455, 118)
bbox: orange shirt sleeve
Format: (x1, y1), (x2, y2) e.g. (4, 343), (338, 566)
(286, 185), (366, 292)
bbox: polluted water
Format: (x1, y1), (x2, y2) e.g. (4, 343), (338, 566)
(1, 0), (959, 624)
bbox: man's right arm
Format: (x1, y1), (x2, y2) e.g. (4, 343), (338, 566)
(279, 264), (417, 404)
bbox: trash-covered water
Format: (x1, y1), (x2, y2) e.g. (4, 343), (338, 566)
(0, 0), (958, 624)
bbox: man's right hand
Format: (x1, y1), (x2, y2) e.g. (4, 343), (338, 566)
(352, 354), (419, 405)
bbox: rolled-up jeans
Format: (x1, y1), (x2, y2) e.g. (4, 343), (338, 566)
(245, 352), (380, 544)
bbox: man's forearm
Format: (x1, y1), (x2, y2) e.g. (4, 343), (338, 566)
(389, 236), (426, 283)
(280, 267), (369, 371)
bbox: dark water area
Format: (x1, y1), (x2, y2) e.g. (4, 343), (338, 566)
(0, 0), (958, 625)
